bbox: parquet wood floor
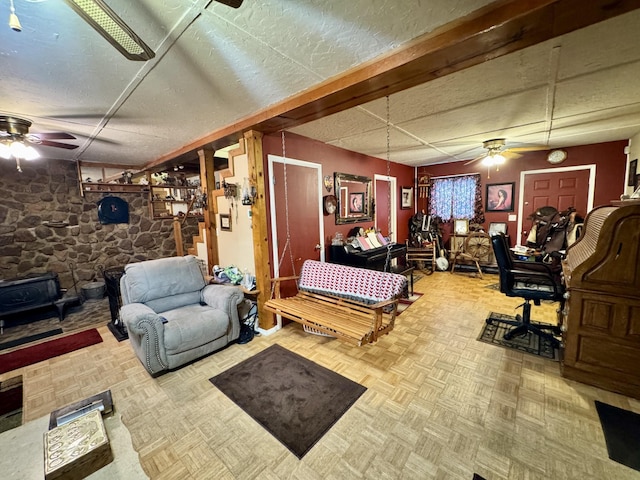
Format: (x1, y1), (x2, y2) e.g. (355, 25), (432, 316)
(3, 271), (640, 479)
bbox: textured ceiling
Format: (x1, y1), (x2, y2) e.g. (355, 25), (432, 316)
(0, 0), (638, 170)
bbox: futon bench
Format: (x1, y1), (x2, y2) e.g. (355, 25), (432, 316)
(264, 260), (407, 346)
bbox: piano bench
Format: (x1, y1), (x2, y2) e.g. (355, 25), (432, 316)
(265, 259), (407, 346)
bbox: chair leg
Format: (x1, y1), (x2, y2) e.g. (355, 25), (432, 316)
(502, 301), (561, 347)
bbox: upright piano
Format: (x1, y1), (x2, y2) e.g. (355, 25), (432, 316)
(329, 243), (407, 271)
(561, 201), (640, 398)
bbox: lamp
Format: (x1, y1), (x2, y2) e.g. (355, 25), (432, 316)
(9, 0), (21, 31)
(63, 0), (155, 61)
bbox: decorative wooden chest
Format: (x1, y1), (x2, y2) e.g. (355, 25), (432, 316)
(44, 409), (113, 480)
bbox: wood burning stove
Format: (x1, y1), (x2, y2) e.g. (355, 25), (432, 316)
(0, 272), (69, 333)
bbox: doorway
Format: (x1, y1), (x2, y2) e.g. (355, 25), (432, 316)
(374, 174), (397, 242)
(517, 165), (595, 245)
(268, 155), (324, 328)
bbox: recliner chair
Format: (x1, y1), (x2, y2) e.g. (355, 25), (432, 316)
(119, 255), (244, 375)
(489, 233), (564, 347)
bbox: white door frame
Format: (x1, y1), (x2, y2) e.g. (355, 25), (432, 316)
(267, 154), (325, 279)
(374, 174), (397, 243)
(517, 164), (596, 245)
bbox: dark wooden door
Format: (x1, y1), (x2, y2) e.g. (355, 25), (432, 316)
(521, 168), (591, 244)
(271, 159), (322, 299)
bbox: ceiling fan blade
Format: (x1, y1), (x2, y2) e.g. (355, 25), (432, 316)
(503, 151), (523, 160)
(464, 153), (487, 166)
(214, 0), (244, 7)
(29, 132), (77, 140)
(506, 145), (549, 152)
(37, 140), (79, 150)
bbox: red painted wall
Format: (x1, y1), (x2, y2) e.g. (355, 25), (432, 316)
(416, 140), (628, 247)
(262, 132), (415, 257)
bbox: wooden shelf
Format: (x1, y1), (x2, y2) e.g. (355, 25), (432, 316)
(149, 184), (202, 219)
(81, 183), (149, 193)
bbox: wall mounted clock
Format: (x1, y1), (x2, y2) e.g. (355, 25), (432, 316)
(547, 149), (567, 164)
(323, 195), (337, 215)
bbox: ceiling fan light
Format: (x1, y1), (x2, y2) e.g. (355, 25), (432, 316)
(8, 0), (21, 32)
(482, 155), (495, 167)
(64, 0), (155, 61)
(0, 143), (12, 159)
(493, 154), (505, 165)
(10, 140), (28, 158)
(23, 145), (40, 160)
(9, 12), (22, 32)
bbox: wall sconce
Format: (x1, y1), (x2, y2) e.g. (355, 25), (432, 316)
(241, 177), (257, 205)
(223, 180), (238, 200)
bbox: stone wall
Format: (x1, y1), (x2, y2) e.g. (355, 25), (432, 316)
(0, 159), (200, 289)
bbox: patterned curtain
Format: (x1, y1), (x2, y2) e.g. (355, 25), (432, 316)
(472, 177), (485, 225)
(429, 174), (482, 221)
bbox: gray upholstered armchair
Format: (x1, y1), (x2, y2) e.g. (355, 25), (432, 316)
(119, 255), (244, 375)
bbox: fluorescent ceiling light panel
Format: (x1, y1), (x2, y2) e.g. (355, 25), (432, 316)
(64, 0), (155, 61)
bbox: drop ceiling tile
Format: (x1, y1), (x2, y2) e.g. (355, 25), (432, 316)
(557, 9), (640, 80)
(554, 61), (640, 119)
(360, 40), (553, 123)
(398, 88), (549, 144)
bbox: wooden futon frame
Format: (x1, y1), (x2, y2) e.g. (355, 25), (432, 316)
(264, 260), (407, 346)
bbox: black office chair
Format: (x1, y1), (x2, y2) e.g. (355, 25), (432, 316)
(489, 233), (564, 347)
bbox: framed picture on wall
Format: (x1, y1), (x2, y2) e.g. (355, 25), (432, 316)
(454, 219), (469, 235)
(219, 213), (231, 231)
(488, 222), (508, 236)
(349, 192), (364, 213)
(401, 186), (413, 209)
(629, 159), (638, 186)
(486, 182), (515, 212)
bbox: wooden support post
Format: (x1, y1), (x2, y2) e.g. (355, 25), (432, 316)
(244, 130), (274, 330)
(198, 148), (220, 273)
(173, 218), (184, 256)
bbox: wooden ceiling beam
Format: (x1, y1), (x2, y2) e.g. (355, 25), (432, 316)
(147, 0), (640, 169)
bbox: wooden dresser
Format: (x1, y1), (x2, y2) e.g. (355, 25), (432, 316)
(561, 201), (640, 398)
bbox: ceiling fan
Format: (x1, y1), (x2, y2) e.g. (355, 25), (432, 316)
(464, 138), (549, 167)
(62, 0), (244, 61)
(0, 116), (78, 172)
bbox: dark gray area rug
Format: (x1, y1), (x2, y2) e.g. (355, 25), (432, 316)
(478, 312), (559, 360)
(595, 400), (640, 472)
(209, 344), (366, 458)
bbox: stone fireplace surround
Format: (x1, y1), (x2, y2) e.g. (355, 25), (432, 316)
(0, 159), (199, 291)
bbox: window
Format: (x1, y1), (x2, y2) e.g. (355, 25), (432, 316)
(429, 174), (480, 221)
